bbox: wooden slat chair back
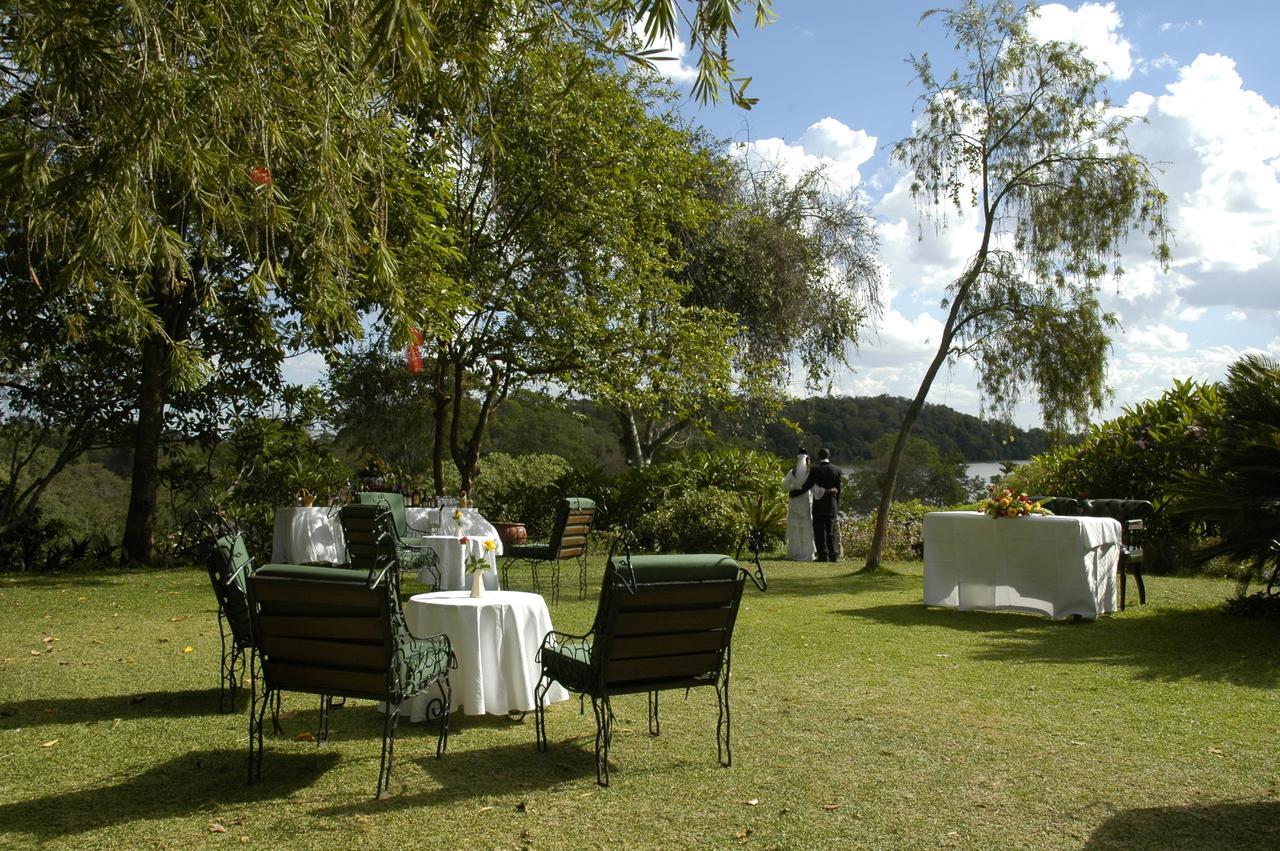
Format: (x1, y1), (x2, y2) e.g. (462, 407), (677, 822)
(246, 560), (454, 798)
(534, 553), (746, 786)
(206, 529), (255, 712)
(502, 497), (597, 603)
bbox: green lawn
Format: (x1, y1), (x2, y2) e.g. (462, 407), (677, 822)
(1, 559), (1277, 849)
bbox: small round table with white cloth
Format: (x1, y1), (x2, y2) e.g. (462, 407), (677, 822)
(400, 590), (570, 718)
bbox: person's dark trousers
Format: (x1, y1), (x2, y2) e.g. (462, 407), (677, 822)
(813, 514), (839, 562)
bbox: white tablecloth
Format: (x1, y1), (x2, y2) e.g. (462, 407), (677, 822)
(401, 591), (570, 717)
(269, 506), (502, 591)
(923, 511), (1121, 620)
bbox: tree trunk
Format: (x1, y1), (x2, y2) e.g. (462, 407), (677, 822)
(617, 403), (647, 466)
(121, 332), (170, 563)
(430, 351), (450, 496)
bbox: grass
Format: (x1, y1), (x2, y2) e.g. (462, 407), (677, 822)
(1, 558), (1278, 849)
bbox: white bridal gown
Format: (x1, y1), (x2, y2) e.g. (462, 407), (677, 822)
(781, 454), (818, 561)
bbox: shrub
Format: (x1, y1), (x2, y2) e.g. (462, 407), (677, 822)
(839, 500), (933, 561)
(633, 486), (746, 554)
(610, 447), (782, 534)
(471, 452), (572, 539)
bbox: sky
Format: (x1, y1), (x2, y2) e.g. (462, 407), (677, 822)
(652, 0), (1280, 428)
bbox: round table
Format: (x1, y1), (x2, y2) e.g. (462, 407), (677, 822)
(401, 591), (570, 718)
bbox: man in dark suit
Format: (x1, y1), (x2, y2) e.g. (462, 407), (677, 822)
(791, 448), (843, 562)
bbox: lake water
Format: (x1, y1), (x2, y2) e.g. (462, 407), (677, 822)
(965, 460), (1028, 483)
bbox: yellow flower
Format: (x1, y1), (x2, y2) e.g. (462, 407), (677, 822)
(454, 509), (463, 521)
(483, 538), (497, 553)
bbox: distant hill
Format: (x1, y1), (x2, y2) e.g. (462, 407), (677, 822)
(758, 395), (1052, 463)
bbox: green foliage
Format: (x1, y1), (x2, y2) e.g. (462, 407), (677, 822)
(1006, 378), (1223, 571)
(633, 486), (745, 554)
(471, 453), (573, 538)
(609, 446), (781, 534)
(1170, 355), (1280, 590)
(840, 500), (932, 562)
(845, 435), (969, 513)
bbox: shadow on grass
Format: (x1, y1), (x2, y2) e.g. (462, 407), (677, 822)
(0, 688), (228, 729)
(0, 748), (336, 840)
(840, 603), (1280, 689)
(1085, 800), (1280, 849)
(753, 566), (919, 599)
(313, 740), (596, 816)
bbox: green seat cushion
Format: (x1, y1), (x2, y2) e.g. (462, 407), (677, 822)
(355, 491), (408, 537)
(254, 562), (370, 583)
(541, 642), (595, 692)
(507, 543), (555, 560)
(607, 554), (740, 582)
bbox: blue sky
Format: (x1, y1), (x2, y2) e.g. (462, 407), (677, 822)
(649, 1), (1280, 427)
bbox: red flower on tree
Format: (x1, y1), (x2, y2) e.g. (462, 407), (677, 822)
(249, 165), (272, 186)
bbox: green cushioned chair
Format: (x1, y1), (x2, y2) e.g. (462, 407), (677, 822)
(351, 493), (440, 588)
(206, 528), (255, 713)
(246, 557), (456, 799)
(534, 553), (747, 786)
(502, 497), (597, 603)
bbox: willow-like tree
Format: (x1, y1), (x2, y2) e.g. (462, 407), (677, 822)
(864, 0), (1171, 571)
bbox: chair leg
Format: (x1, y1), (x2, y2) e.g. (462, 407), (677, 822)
(248, 655), (267, 784)
(217, 612), (233, 713)
(318, 695), (331, 744)
(534, 675), (550, 752)
(579, 556), (588, 600)
(377, 701), (399, 799)
(550, 561), (561, 605)
(1134, 566), (1147, 605)
(591, 695), (613, 787)
(648, 690), (660, 737)
(717, 656), (732, 768)
(436, 678), (452, 759)
(1118, 559), (1128, 611)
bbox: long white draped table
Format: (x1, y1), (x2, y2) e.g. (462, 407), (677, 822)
(922, 511), (1122, 620)
(400, 591), (570, 718)
(269, 506), (502, 590)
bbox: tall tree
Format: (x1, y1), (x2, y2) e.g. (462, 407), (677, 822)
(864, 0), (1170, 570)
(603, 157), (881, 465)
(415, 36), (728, 495)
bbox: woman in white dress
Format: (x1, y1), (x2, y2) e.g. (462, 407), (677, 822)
(781, 450), (817, 561)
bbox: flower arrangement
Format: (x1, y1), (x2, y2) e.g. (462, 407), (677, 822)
(460, 535), (498, 571)
(982, 486), (1051, 518)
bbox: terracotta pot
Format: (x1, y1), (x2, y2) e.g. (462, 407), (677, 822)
(493, 521), (528, 547)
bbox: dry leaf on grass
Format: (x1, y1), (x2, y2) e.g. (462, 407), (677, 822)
(183, 646), (194, 653)
(209, 823), (228, 833)
(823, 803), (840, 811)
(743, 799), (759, 806)
(735, 828), (753, 840)
(171, 616), (190, 622)
(41, 740), (57, 748)
(293, 731), (316, 742)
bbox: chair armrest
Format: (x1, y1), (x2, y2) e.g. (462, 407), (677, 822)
(536, 628), (592, 663)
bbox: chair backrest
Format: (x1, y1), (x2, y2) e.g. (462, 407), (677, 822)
(1032, 496), (1082, 516)
(1082, 499), (1153, 550)
(550, 497), (596, 559)
(247, 563), (403, 702)
(207, 533), (254, 647)
(355, 491), (408, 538)
(340, 503), (400, 579)
(591, 554), (745, 696)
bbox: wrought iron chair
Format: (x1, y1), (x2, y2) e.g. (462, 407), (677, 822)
(533, 552), (749, 786)
(501, 497), (596, 603)
(501, 493), (596, 601)
(246, 503), (456, 799)
(353, 491), (441, 587)
(1084, 499), (1153, 610)
(204, 519), (255, 713)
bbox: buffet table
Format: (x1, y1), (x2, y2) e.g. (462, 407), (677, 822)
(400, 591), (569, 718)
(270, 506), (502, 591)
(922, 511), (1122, 620)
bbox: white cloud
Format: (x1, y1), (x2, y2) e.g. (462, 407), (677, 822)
(282, 349), (327, 387)
(1030, 3), (1133, 80)
(1227, 310), (1249, 321)
(1122, 323), (1190, 352)
(1159, 20), (1203, 34)
(731, 117), (877, 193)
(1177, 306), (1206, 322)
(628, 19), (697, 84)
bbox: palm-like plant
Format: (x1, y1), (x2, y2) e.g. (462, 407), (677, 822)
(1171, 355), (1280, 592)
